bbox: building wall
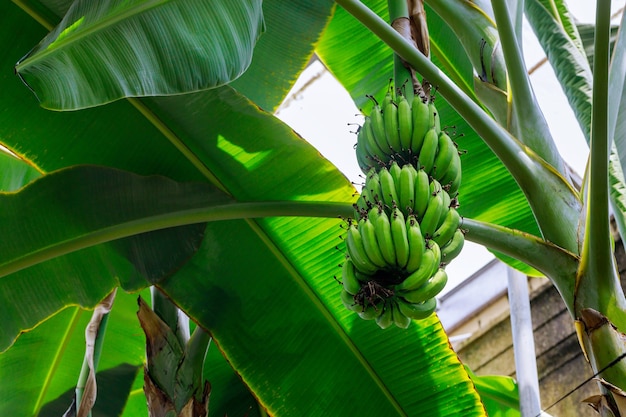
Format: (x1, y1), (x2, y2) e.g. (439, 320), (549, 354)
(448, 235), (626, 416)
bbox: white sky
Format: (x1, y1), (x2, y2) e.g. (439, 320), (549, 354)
(276, 1), (624, 293)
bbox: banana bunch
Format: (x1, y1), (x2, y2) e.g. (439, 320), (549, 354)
(342, 160), (465, 328)
(355, 92), (462, 197)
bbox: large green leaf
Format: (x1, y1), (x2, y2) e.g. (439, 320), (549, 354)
(14, 0), (264, 110)
(316, 0), (542, 274)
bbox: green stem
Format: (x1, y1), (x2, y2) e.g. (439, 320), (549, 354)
(462, 218), (579, 312)
(387, 0), (413, 98)
(334, 0), (582, 254)
(490, 1), (568, 178)
(184, 327), (211, 402)
(0, 201), (355, 279)
(152, 287), (189, 346)
(576, 0), (626, 327)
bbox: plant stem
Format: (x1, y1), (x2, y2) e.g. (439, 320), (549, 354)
(490, 1), (567, 178)
(576, 0), (626, 327)
(387, 0), (413, 99)
(462, 218), (579, 312)
(151, 287), (189, 346)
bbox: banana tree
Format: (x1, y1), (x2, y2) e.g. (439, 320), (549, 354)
(1, 0), (626, 416)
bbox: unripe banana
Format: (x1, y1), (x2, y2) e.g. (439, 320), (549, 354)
(389, 161), (402, 183)
(432, 132), (456, 180)
(357, 185), (375, 212)
(432, 208), (461, 247)
(374, 208), (397, 266)
(359, 304), (379, 320)
(383, 100), (402, 152)
(401, 268), (448, 304)
(342, 258), (362, 295)
(413, 168), (430, 219)
(392, 300), (412, 329)
(418, 128), (439, 175)
(396, 297), (437, 320)
(364, 169), (383, 205)
(341, 288), (360, 311)
(428, 101), (441, 133)
(398, 163), (417, 212)
(447, 164), (462, 198)
(411, 96), (430, 154)
(360, 116), (391, 168)
(441, 228), (465, 264)
(359, 217), (388, 268)
(370, 105), (390, 154)
(346, 222), (378, 274)
(379, 166), (399, 209)
(376, 302), (394, 329)
(391, 207), (410, 268)
(421, 180), (445, 238)
(397, 95), (413, 151)
(405, 214), (426, 274)
(437, 193), (452, 234)
(395, 241), (439, 291)
(355, 140), (372, 173)
(441, 147), (462, 196)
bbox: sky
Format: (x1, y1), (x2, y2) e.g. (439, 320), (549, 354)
(275, 1), (625, 294)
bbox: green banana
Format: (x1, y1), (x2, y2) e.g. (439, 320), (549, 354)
(383, 100), (402, 152)
(359, 217), (388, 268)
(447, 164), (462, 198)
(397, 95), (413, 151)
(411, 96), (430, 154)
(405, 214), (425, 274)
(432, 131), (456, 181)
(370, 104), (390, 154)
(365, 169), (383, 205)
(376, 302), (394, 329)
(392, 300), (412, 329)
(398, 163), (416, 212)
(346, 222), (378, 274)
(439, 191), (452, 230)
(428, 101), (441, 133)
(379, 166), (399, 209)
(341, 288), (360, 311)
(421, 180), (445, 238)
(389, 160), (402, 183)
(395, 241), (439, 291)
(355, 140), (372, 173)
(441, 146), (462, 196)
(374, 208), (397, 266)
(432, 208), (461, 247)
(418, 128), (439, 175)
(358, 185), (375, 212)
(391, 207), (410, 268)
(413, 168), (430, 218)
(441, 228), (465, 263)
(359, 304), (379, 320)
(342, 258), (362, 295)
(360, 116), (390, 168)
(396, 297), (437, 320)
(401, 268), (448, 304)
